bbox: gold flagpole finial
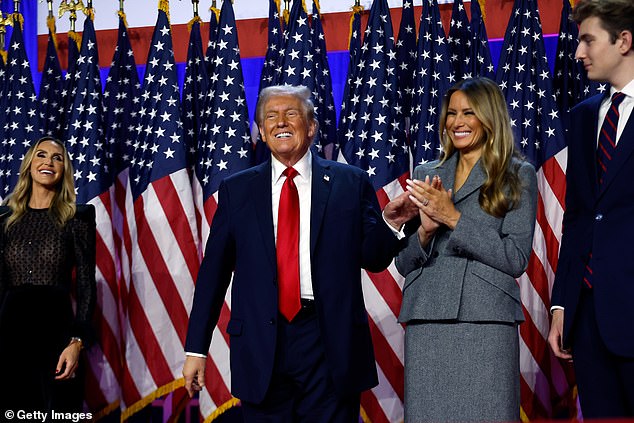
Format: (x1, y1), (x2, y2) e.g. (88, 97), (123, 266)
(59, 0), (90, 31)
(119, 0), (124, 13)
(13, 0), (21, 14)
(0, 11), (14, 52)
(46, 0), (54, 18)
(354, 0), (360, 6)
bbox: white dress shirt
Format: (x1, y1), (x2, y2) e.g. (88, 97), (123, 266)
(271, 151), (314, 300)
(596, 79), (634, 147)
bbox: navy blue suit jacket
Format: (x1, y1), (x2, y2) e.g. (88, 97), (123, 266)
(552, 92), (634, 357)
(185, 155), (403, 403)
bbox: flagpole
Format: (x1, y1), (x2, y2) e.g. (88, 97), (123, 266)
(192, 0), (199, 17)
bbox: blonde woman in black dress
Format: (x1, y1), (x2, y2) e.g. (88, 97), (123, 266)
(0, 137), (96, 412)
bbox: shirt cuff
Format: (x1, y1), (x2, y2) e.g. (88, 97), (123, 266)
(186, 351), (207, 358)
(382, 212), (406, 240)
(550, 305), (564, 314)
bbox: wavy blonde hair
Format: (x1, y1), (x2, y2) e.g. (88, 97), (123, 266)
(5, 137), (76, 229)
(438, 77), (523, 217)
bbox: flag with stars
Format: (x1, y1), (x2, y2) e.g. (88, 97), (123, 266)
(62, 13), (123, 420)
(495, 0), (571, 418)
(337, 0), (409, 421)
(258, 0), (283, 92)
(119, 3), (200, 417)
(38, 18), (64, 139)
(447, 0), (472, 80)
(553, 0), (605, 118)
(336, 3), (363, 152)
(182, 17), (208, 169)
(409, 0), (454, 166)
(85, 13), (141, 419)
(396, 0), (416, 119)
(310, 0), (337, 159)
(205, 5), (219, 77)
(193, 0), (252, 420)
(60, 29), (81, 135)
(274, 0), (328, 158)
(0, 13), (39, 201)
(469, 0), (495, 79)
(254, 0), (283, 164)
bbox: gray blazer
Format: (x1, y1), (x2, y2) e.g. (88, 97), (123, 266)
(397, 153), (538, 324)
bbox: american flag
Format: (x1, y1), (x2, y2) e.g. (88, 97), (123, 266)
(38, 16), (64, 139)
(254, 0), (283, 164)
(274, 0), (328, 158)
(118, 2), (200, 417)
(336, 3), (363, 152)
(61, 12), (122, 419)
(0, 13), (39, 201)
(553, 0), (605, 117)
(447, 0), (472, 80)
(94, 12), (142, 419)
(395, 0), (416, 119)
(310, 0), (337, 159)
(60, 28), (81, 135)
(193, 0), (252, 420)
(409, 0), (454, 166)
(468, 0), (495, 79)
(258, 0), (283, 92)
(205, 4), (219, 77)
(182, 17), (208, 169)
(495, 0), (572, 418)
(337, 0), (409, 421)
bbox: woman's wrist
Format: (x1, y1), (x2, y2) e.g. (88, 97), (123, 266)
(69, 337), (84, 350)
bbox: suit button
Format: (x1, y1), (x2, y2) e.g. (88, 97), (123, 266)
(268, 319), (275, 325)
(595, 214), (603, 221)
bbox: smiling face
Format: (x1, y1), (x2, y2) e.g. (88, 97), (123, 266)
(29, 140), (65, 191)
(445, 90), (484, 158)
(258, 94), (316, 167)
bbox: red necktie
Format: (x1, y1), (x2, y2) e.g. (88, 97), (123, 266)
(584, 92), (626, 289)
(277, 167), (301, 321)
(596, 92), (626, 184)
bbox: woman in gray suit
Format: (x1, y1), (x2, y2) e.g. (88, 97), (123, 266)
(397, 77), (538, 422)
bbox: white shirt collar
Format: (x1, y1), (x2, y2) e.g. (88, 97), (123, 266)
(271, 150), (312, 183)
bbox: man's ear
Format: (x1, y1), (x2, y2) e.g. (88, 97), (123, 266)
(618, 30), (633, 54)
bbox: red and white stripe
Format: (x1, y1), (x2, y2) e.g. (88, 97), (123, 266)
(518, 147), (575, 419)
(84, 188), (124, 415)
(191, 179), (237, 421)
(116, 168), (200, 416)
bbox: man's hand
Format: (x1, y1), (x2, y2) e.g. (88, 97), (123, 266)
(183, 355), (207, 397)
(548, 309), (573, 360)
(383, 190), (419, 231)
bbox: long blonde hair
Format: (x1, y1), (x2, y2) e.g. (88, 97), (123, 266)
(5, 137), (76, 229)
(438, 78), (522, 217)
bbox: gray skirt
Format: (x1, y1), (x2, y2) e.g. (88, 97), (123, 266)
(404, 321), (519, 423)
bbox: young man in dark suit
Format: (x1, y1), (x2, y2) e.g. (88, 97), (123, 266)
(548, 0), (634, 417)
(182, 85), (415, 422)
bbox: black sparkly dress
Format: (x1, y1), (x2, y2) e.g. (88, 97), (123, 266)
(0, 205), (96, 412)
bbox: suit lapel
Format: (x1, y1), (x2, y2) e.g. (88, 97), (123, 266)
(599, 105), (634, 197)
(253, 161), (277, 269)
(439, 153), (485, 204)
(310, 156), (333, 255)
(580, 94), (605, 197)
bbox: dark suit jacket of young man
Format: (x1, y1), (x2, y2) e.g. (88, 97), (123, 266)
(185, 154), (403, 404)
(552, 92), (634, 358)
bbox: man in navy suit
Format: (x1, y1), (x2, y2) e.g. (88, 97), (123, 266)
(548, 0), (634, 417)
(183, 85), (414, 422)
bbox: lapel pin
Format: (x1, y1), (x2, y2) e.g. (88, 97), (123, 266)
(323, 175), (330, 182)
